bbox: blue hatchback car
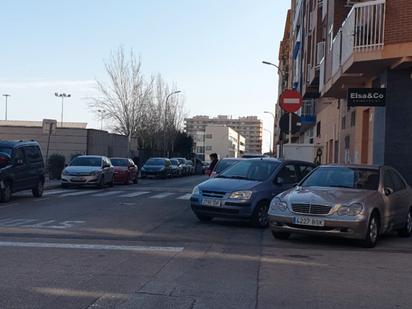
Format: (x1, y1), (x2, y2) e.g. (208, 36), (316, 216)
(190, 158), (315, 227)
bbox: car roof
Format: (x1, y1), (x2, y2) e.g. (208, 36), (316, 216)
(0, 140), (40, 148)
(321, 164), (381, 170)
(75, 155), (104, 159)
(110, 157), (129, 160)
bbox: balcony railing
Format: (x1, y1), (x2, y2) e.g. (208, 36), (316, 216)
(332, 0), (385, 76)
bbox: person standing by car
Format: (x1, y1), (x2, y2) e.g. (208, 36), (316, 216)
(207, 153), (219, 176)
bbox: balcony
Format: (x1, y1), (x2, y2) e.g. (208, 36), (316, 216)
(300, 100), (316, 131)
(321, 0), (388, 97)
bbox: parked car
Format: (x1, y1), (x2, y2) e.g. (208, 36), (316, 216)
(268, 165), (412, 248)
(61, 155), (114, 188)
(186, 160), (195, 175)
(0, 140), (45, 202)
(171, 157), (189, 176)
(202, 161), (210, 175)
(110, 157), (138, 185)
(190, 158), (315, 227)
(170, 159), (183, 177)
(210, 158), (243, 178)
(141, 157), (172, 178)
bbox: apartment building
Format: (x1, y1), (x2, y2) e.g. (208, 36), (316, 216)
(203, 126), (246, 160)
(185, 115), (263, 155)
(278, 0), (412, 182)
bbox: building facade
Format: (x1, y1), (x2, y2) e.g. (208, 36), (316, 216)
(204, 126), (245, 160)
(185, 115), (263, 155)
(277, 0), (412, 182)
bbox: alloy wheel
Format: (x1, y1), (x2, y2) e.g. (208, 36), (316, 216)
(369, 217), (378, 244)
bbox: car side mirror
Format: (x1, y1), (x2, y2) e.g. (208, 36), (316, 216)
(384, 187), (394, 196)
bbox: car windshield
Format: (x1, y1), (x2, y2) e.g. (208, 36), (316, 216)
(301, 167), (380, 190)
(111, 159), (128, 167)
(0, 147), (12, 156)
(70, 157), (102, 167)
(220, 160), (279, 181)
(146, 158), (164, 166)
(214, 160), (240, 173)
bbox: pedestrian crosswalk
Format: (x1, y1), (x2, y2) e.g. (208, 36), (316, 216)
(19, 189), (192, 201)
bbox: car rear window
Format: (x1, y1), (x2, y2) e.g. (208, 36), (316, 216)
(0, 147), (12, 156)
(111, 159), (128, 167)
(146, 158), (165, 165)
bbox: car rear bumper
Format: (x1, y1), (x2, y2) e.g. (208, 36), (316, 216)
(141, 171), (166, 178)
(114, 173), (129, 183)
(268, 214), (369, 240)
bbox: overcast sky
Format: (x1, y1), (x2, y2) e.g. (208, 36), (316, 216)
(0, 0), (289, 152)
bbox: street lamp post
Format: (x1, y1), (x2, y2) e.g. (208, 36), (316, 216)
(262, 60), (287, 158)
(2, 94), (11, 121)
(55, 92), (71, 127)
(264, 111), (276, 156)
(97, 109), (105, 130)
(163, 90), (181, 156)
(263, 128), (273, 156)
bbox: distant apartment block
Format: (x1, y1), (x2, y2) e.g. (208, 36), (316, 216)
(185, 115), (263, 155)
(202, 125), (245, 160)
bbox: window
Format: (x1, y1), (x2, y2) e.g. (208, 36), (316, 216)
(26, 146), (42, 163)
(205, 134), (213, 139)
(341, 116), (346, 130)
(299, 165), (314, 179)
(276, 164), (298, 185)
(316, 121), (321, 137)
(206, 146), (212, 151)
(351, 111), (356, 127)
(387, 169), (406, 192)
(14, 148), (25, 162)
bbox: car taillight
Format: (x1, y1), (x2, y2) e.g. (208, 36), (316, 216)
(0, 157), (9, 165)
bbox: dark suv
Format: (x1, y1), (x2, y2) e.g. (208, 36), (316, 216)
(0, 140), (45, 202)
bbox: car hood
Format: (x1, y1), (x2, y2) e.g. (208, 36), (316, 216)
(279, 186), (377, 205)
(65, 166), (102, 173)
(198, 178), (261, 192)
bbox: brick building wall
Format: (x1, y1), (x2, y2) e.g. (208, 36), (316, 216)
(385, 0), (412, 45)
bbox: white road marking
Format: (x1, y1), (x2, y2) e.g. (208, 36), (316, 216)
(150, 192), (175, 199)
(44, 189), (76, 196)
(59, 190), (96, 197)
(91, 191), (124, 197)
(177, 194), (192, 200)
(0, 219), (37, 226)
(119, 191), (150, 198)
(0, 241), (184, 253)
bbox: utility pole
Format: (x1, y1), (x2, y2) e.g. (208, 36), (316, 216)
(264, 111), (277, 156)
(55, 92), (71, 127)
(163, 90), (181, 156)
(2, 94), (11, 120)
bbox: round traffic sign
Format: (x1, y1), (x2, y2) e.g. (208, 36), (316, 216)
(279, 90), (303, 113)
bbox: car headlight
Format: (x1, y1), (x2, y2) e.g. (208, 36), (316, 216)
(270, 197), (288, 212)
(229, 191), (253, 200)
(337, 203), (363, 216)
(62, 170), (69, 176)
(192, 186), (200, 195)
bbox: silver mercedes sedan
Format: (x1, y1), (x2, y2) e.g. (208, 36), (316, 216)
(268, 165), (412, 248)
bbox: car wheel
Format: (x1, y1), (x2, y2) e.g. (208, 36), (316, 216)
(0, 181), (12, 203)
(98, 175), (105, 188)
(398, 209), (412, 237)
(195, 213), (213, 222)
(361, 213), (379, 248)
(32, 179), (44, 197)
(252, 202), (269, 228)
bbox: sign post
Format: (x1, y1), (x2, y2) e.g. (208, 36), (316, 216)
(42, 119), (57, 170)
(279, 90), (303, 144)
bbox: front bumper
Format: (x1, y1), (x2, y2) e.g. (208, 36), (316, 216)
(268, 211), (369, 240)
(141, 170), (166, 178)
(61, 174), (100, 185)
(190, 195), (254, 219)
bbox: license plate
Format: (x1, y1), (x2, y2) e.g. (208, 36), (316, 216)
(294, 216), (325, 227)
(72, 176), (85, 181)
(202, 198), (221, 207)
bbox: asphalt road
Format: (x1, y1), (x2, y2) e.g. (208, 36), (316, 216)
(0, 176), (412, 309)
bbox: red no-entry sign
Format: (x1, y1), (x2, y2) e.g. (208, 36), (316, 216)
(279, 90), (303, 113)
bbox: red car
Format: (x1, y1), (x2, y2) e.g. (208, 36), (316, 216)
(110, 157), (138, 185)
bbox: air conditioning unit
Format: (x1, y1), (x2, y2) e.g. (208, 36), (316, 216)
(316, 41), (325, 66)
